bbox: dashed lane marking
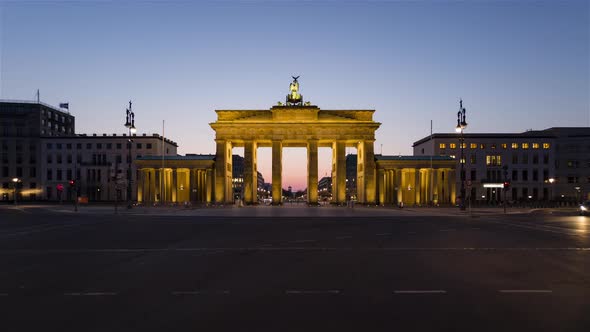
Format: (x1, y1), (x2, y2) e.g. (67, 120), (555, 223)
(394, 290), (447, 294)
(499, 290), (553, 294)
(286, 290), (341, 295)
(64, 292), (117, 296)
(172, 290), (230, 295)
(290, 240), (317, 243)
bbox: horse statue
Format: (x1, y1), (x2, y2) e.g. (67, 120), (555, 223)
(286, 76), (303, 106)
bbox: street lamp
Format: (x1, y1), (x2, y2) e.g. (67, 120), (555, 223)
(547, 178), (555, 205)
(124, 101), (137, 209)
(455, 99), (468, 210)
(12, 177), (20, 206)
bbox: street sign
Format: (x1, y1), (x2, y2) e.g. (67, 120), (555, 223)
(56, 184), (64, 192)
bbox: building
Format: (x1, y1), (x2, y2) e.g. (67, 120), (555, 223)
(0, 100), (177, 202)
(231, 154), (266, 201)
(1, 100), (75, 201)
(41, 133), (177, 202)
(412, 127), (590, 203)
(318, 176), (332, 198)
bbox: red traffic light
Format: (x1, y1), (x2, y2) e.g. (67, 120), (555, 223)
(69, 180), (75, 187)
(56, 184), (64, 192)
(503, 181), (510, 189)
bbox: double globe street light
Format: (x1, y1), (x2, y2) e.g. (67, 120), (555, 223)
(124, 101), (137, 209)
(455, 100), (468, 211)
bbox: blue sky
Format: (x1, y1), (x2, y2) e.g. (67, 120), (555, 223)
(1, 0), (588, 190)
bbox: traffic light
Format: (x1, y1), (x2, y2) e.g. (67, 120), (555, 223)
(69, 179), (76, 187)
(503, 181), (510, 189)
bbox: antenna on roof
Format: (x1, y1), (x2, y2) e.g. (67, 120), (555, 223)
(36, 89), (40, 103)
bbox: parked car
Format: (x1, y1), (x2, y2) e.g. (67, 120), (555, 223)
(580, 201), (590, 216)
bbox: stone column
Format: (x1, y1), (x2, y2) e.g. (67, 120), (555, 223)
(395, 169), (402, 204)
(214, 140), (232, 204)
(378, 168), (385, 205)
(449, 169), (457, 205)
(415, 168), (421, 205)
(361, 140), (377, 205)
(272, 140), (282, 205)
(307, 139), (319, 205)
(389, 170), (395, 204)
(244, 140), (258, 205)
(432, 168), (439, 204)
(171, 169), (178, 203)
(333, 140), (346, 204)
(137, 169), (145, 203)
(148, 168), (156, 203)
(206, 169), (213, 204)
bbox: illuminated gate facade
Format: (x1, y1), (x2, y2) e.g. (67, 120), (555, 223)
(210, 105), (381, 205)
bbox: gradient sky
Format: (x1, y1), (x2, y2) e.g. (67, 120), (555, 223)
(1, 0), (588, 190)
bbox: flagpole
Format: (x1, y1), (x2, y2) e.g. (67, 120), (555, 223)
(430, 119), (433, 205)
(161, 120), (165, 205)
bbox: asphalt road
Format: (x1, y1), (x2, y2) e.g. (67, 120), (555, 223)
(0, 206), (589, 331)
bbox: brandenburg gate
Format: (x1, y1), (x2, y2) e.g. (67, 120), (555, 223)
(136, 77), (456, 206)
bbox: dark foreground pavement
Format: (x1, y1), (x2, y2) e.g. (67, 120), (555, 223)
(0, 207), (589, 331)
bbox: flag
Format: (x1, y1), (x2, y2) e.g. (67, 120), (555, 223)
(59, 103), (69, 109)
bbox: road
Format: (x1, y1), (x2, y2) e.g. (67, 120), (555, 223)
(0, 205), (588, 331)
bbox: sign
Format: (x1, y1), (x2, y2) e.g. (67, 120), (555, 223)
(483, 183), (504, 188)
(56, 184), (64, 192)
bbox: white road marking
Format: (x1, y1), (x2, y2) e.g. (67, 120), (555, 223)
(64, 292), (117, 296)
(3, 247), (589, 254)
(499, 290), (553, 294)
(285, 290), (340, 295)
(394, 290), (447, 294)
(375, 233), (391, 236)
(172, 290), (230, 295)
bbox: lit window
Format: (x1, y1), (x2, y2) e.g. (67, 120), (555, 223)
(480, 144), (485, 149)
(460, 143), (466, 149)
(512, 143), (519, 149)
(486, 155), (502, 166)
(450, 155), (456, 159)
(491, 144), (496, 149)
(439, 143), (446, 149)
(470, 143), (477, 149)
(543, 143), (550, 149)
(532, 143), (539, 149)
(460, 157), (466, 164)
(501, 143), (507, 149)
(449, 143), (456, 149)
(522, 143), (529, 149)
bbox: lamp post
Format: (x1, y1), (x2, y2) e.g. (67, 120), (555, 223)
(124, 101), (137, 209)
(455, 100), (468, 210)
(12, 177), (20, 206)
(548, 178), (555, 206)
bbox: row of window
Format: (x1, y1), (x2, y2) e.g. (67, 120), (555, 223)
(440, 142), (551, 150)
(1, 166), (36, 178)
(45, 153), (137, 164)
(450, 153), (551, 166)
(46, 142), (153, 150)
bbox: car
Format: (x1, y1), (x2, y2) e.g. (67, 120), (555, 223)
(580, 201), (590, 216)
